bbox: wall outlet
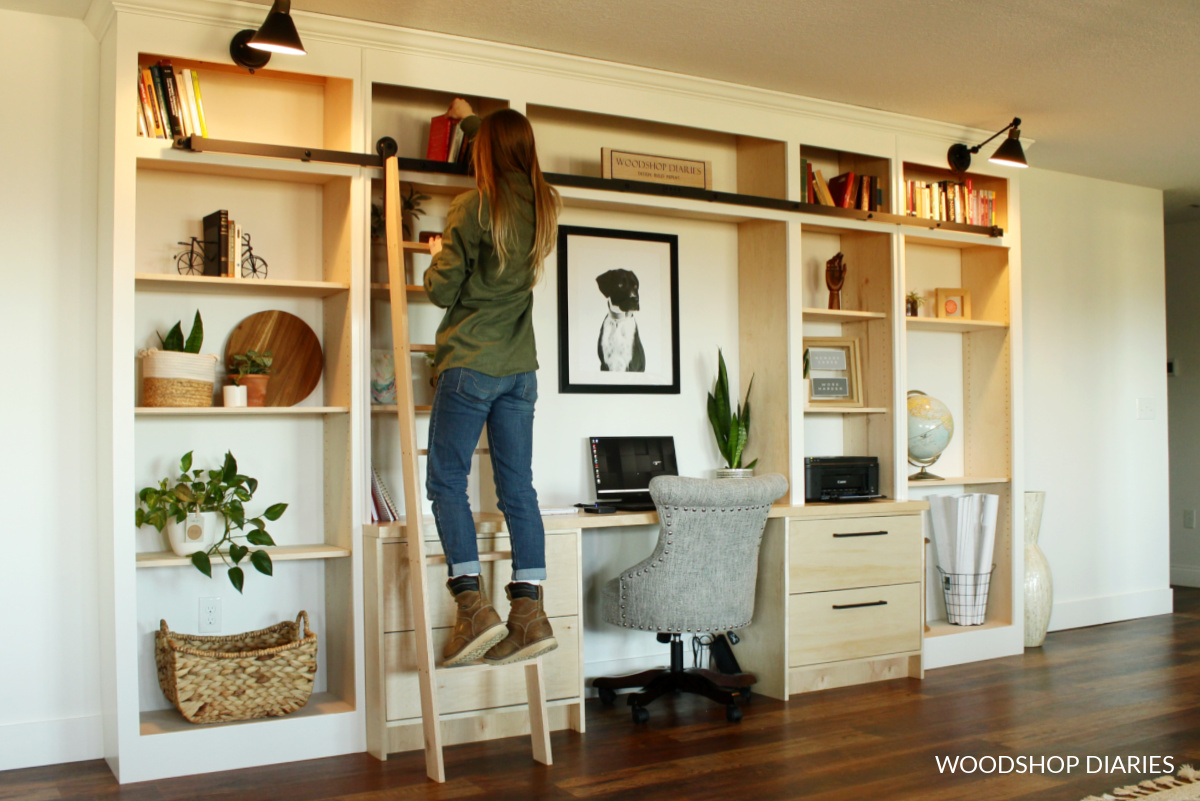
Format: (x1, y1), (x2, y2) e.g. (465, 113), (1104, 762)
(1185, 510), (1196, 530)
(199, 597), (221, 633)
(1136, 397), (1156, 420)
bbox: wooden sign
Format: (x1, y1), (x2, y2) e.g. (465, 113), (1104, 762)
(601, 148), (712, 189)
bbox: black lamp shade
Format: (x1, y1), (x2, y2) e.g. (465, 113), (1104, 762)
(989, 130), (1028, 168)
(249, 3), (306, 55)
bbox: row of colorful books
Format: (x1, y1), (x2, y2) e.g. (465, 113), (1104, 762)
(426, 113), (472, 164)
(801, 161), (884, 212)
(904, 180), (997, 227)
(137, 60), (207, 140)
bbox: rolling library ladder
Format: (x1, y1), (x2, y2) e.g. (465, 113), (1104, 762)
(381, 156), (552, 782)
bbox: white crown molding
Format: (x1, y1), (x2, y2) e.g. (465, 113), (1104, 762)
(91, 0), (1023, 148)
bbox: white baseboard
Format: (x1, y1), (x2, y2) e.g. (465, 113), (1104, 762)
(1170, 565), (1200, 588)
(1048, 587), (1174, 632)
(0, 715), (103, 772)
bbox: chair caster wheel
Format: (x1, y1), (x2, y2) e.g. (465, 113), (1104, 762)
(726, 704), (743, 723)
(632, 705), (650, 724)
(598, 687), (617, 706)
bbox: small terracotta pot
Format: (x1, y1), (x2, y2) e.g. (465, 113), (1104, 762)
(240, 374), (270, 407)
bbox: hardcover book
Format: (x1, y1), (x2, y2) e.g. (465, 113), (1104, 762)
(202, 209), (228, 277)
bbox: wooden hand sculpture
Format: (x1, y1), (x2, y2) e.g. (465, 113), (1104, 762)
(826, 252), (847, 310)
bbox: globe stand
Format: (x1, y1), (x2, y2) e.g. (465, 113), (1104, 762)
(908, 454), (944, 481)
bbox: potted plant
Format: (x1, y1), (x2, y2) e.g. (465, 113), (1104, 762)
(140, 310), (219, 407)
(229, 349), (273, 407)
(401, 184), (431, 241)
(905, 290), (926, 318)
(707, 349), (758, 478)
(136, 450), (288, 593)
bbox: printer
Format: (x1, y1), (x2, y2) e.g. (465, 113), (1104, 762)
(804, 456), (881, 502)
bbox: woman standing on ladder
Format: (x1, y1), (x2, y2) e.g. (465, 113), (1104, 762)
(424, 98), (561, 667)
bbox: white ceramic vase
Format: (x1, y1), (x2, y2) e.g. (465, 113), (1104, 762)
(223, 384), (248, 407)
(1024, 491), (1053, 647)
(166, 511), (222, 556)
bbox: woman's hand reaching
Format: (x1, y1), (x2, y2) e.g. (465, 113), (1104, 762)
(446, 98), (474, 120)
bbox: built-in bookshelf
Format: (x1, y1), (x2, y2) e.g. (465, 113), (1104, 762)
(95, 2), (1023, 782)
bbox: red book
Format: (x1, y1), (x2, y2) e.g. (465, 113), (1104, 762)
(827, 171), (856, 208)
(426, 114), (458, 161)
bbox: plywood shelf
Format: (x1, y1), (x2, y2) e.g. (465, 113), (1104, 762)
(803, 406), (889, 414)
(370, 283), (429, 302)
(924, 619), (1012, 638)
(908, 476), (1010, 487)
(139, 692), (355, 735)
(373, 404), (431, 415)
(136, 273), (349, 297)
(906, 317), (1008, 333)
(136, 544), (351, 568)
(802, 308), (887, 324)
(135, 406), (349, 416)
(136, 139), (361, 184)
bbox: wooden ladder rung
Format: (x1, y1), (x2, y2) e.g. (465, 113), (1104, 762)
(424, 550), (512, 565)
(434, 658), (541, 676)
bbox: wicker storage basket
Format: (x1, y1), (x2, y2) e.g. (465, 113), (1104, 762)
(155, 611), (318, 724)
(140, 349), (218, 407)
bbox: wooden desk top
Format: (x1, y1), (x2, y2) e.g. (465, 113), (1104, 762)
(363, 499), (927, 541)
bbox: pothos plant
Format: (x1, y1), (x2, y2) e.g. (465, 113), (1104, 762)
(707, 349), (758, 470)
(136, 451), (288, 593)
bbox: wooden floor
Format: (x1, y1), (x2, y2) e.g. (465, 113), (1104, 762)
(5, 588), (1199, 801)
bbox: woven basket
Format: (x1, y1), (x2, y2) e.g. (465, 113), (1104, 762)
(140, 350), (218, 407)
(155, 611), (318, 724)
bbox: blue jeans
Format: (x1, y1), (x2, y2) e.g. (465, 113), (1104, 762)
(426, 367), (546, 581)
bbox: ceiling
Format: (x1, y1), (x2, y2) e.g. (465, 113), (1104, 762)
(12, 0), (1200, 222)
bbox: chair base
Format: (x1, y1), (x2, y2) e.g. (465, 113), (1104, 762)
(592, 634), (755, 723)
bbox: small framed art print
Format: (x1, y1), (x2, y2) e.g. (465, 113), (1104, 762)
(804, 337), (863, 407)
(935, 288), (972, 319)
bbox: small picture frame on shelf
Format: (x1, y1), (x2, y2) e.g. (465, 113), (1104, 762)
(936, 288), (972, 319)
(804, 337), (863, 407)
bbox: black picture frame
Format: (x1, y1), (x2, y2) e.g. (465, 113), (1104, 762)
(557, 225), (680, 394)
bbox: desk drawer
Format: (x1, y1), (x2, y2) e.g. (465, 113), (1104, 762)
(789, 515), (922, 593)
(384, 615), (580, 721)
(382, 531), (578, 632)
(788, 584), (921, 667)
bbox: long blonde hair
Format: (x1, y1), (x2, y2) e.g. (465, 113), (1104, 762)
(471, 109), (560, 283)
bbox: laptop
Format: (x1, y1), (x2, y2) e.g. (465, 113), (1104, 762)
(589, 436), (678, 512)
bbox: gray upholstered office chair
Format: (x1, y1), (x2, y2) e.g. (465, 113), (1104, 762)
(593, 472), (788, 723)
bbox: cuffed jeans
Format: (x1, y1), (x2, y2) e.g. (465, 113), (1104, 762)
(426, 366), (547, 581)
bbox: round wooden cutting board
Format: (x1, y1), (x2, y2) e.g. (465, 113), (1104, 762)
(224, 310), (323, 407)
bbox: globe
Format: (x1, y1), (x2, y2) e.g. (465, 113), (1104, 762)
(907, 390), (954, 480)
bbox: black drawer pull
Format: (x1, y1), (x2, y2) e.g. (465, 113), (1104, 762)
(833, 530), (888, 538)
(832, 600), (888, 610)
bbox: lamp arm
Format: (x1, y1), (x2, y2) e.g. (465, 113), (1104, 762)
(969, 117), (1021, 154)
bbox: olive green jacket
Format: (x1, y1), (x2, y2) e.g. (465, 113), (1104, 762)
(424, 169), (539, 378)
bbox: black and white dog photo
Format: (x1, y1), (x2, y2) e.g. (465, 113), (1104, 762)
(596, 268), (645, 372)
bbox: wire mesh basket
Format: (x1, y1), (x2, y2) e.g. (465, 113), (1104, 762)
(938, 566), (995, 626)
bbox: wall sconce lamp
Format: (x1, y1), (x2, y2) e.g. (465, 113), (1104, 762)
(947, 117), (1028, 172)
(230, 0), (307, 72)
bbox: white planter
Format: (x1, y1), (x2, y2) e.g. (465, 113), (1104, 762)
(166, 511), (222, 556)
(223, 385), (248, 407)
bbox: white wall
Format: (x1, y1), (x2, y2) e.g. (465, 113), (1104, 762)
(0, 9), (102, 771)
(1021, 168), (1173, 630)
(1165, 220), (1200, 587)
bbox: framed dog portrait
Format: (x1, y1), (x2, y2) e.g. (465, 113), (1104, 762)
(556, 225), (680, 394)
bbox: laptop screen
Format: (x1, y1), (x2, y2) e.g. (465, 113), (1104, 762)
(589, 436), (678, 499)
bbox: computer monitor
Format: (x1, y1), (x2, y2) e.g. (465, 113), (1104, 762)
(589, 436), (678, 509)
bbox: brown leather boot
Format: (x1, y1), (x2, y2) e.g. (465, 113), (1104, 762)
(442, 579), (507, 667)
(484, 584), (558, 665)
